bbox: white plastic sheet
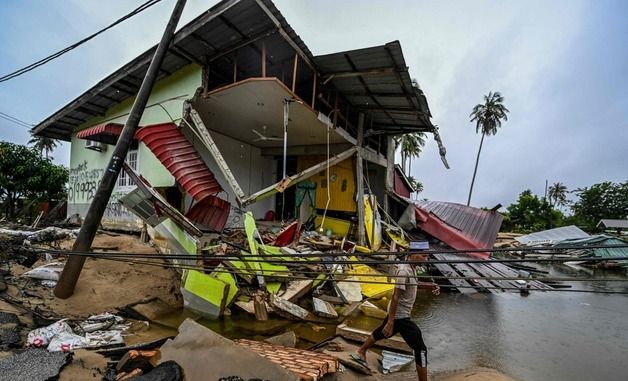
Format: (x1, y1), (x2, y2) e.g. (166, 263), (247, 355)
(22, 262), (64, 281)
(27, 313), (130, 352)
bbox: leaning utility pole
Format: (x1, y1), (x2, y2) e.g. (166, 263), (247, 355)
(54, 0), (187, 299)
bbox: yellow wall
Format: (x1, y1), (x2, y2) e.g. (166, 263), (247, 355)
(297, 156), (356, 212)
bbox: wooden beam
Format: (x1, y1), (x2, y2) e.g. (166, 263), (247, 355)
(241, 147), (357, 206)
(311, 72), (317, 108)
(254, 0), (316, 70)
(233, 55), (237, 83)
(188, 107), (246, 203)
(322, 67), (396, 83)
(356, 113), (366, 245)
(384, 135), (395, 214)
(261, 41), (266, 77)
(291, 53), (298, 93)
(208, 28), (277, 63)
(360, 146), (387, 168)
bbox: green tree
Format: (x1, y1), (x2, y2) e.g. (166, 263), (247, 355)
(467, 91), (510, 206)
(407, 175), (424, 198)
(28, 134), (58, 160)
(505, 189), (563, 232)
(394, 133), (426, 175)
(571, 181), (628, 230)
(0, 141), (68, 218)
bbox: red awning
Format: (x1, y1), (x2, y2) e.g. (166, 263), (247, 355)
(76, 123), (124, 144)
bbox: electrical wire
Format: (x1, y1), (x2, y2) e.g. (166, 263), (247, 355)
(30, 244), (628, 264)
(0, 111), (33, 129)
(51, 254), (628, 284)
(0, 0), (163, 83)
(49, 254), (628, 295)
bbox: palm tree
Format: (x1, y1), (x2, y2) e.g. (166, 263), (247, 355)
(407, 175), (424, 199)
(394, 132), (426, 175)
(28, 134), (58, 159)
(467, 91), (509, 206)
(548, 182), (568, 210)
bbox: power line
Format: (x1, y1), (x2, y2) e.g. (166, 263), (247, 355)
(56, 254), (628, 295)
(0, 0), (163, 83)
(33, 245), (628, 265)
(0, 111), (33, 129)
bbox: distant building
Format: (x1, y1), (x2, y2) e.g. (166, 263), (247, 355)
(597, 219), (628, 234)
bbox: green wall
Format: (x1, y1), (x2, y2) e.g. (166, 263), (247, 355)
(67, 64), (202, 228)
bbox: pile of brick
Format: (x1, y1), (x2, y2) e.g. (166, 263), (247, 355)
(235, 339), (339, 381)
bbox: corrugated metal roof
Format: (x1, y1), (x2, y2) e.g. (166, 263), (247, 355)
(416, 200), (503, 249)
(33, 0), (314, 141)
(136, 123), (223, 201)
(185, 195), (231, 232)
(554, 235), (628, 265)
(515, 225), (590, 246)
(597, 219), (628, 229)
(34, 0), (434, 141)
(314, 41), (433, 135)
(136, 122), (229, 231)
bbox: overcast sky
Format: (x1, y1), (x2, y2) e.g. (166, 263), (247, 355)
(1, 0), (626, 209)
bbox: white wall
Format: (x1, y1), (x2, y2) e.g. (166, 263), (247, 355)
(182, 125), (276, 227)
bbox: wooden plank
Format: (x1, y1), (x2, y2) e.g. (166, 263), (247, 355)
(466, 261), (512, 291)
(336, 323), (412, 353)
(432, 254), (475, 293)
(488, 262), (552, 290)
(439, 253), (501, 294)
(189, 108), (245, 201)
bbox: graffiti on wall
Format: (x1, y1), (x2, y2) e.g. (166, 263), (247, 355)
(104, 191), (135, 219)
(68, 161), (103, 203)
(68, 160), (135, 220)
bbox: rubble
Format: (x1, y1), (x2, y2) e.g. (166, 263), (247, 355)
(235, 338), (339, 381)
(158, 319), (296, 381)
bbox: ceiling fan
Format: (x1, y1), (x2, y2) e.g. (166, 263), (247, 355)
(251, 125), (282, 142)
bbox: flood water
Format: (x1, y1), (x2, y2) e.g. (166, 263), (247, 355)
(154, 264), (628, 381)
(407, 264), (628, 381)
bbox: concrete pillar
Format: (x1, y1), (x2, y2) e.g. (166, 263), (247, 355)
(384, 135), (395, 215)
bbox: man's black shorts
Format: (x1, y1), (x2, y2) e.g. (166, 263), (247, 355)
(372, 316), (428, 367)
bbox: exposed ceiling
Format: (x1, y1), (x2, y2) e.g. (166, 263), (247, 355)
(194, 78), (348, 148)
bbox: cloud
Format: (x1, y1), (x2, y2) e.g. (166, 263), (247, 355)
(0, 0), (625, 210)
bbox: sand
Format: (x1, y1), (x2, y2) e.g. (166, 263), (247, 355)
(8, 233), (182, 319)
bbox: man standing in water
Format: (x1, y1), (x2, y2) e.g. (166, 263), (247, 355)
(354, 254), (440, 381)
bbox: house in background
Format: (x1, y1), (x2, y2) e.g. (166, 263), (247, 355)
(32, 0), (446, 246)
(597, 219), (628, 235)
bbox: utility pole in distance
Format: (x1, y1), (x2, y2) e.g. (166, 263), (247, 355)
(54, 0), (187, 299)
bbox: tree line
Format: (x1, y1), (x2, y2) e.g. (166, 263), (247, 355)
(0, 141), (67, 219)
(501, 181), (628, 233)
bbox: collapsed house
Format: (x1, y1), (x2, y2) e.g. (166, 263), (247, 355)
(33, 0), (445, 238)
(31, 0), (547, 320)
(31, 0), (451, 318)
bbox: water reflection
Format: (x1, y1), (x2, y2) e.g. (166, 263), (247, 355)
(150, 265), (627, 381)
(411, 266), (628, 381)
